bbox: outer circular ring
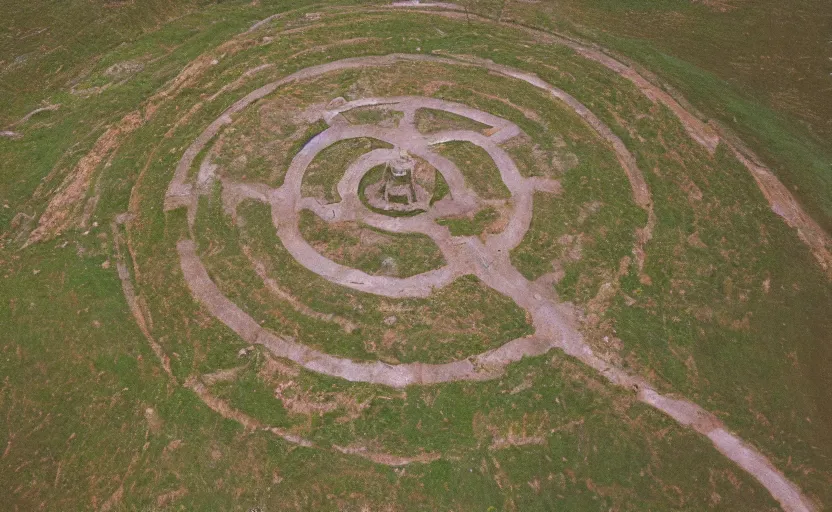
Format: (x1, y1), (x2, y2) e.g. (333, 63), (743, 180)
(165, 53), (652, 387)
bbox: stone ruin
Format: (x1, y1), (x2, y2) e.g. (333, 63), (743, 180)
(365, 150), (432, 213)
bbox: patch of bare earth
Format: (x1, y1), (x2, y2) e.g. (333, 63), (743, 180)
(258, 352), (372, 422)
(26, 28), (267, 245)
(27, 112), (142, 244)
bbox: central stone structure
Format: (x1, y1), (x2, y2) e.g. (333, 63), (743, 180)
(365, 149), (432, 213)
(383, 151), (417, 204)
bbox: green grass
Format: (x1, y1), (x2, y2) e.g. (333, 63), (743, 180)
(298, 209), (445, 277)
(604, 38), (832, 232)
(342, 106), (403, 126)
(0, 235), (779, 510)
(431, 171), (450, 205)
(415, 108), (491, 134)
(301, 137), (393, 203)
(191, 191), (533, 365)
(437, 206), (500, 237)
(2, 3), (830, 509)
(434, 141), (511, 200)
(214, 104), (329, 186)
(500, 0), (832, 232)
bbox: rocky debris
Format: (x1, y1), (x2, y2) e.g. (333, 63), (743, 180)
(327, 97), (347, 109)
(104, 61), (144, 78)
(379, 256), (399, 276)
(237, 345), (256, 358)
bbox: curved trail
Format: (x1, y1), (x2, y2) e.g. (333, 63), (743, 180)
(143, 17), (818, 510)
(384, 3), (831, 277)
(114, 215), (440, 467)
(173, 89), (628, 388)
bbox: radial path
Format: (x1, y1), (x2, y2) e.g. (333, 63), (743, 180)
(163, 55), (815, 512)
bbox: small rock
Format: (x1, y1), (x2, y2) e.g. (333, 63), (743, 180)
(101, 260), (111, 269)
(327, 97), (347, 109)
(379, 257), (398, 276)
(0, 131), (22, 140)
(210, 59), (219, 65)
(237, 345), (256, 358)
(104, 60), (144, 78)
(33, 269), (40, 275)
(144, 407), (163, 433)
(383, 316), (398, 326)
(114, 212), (134, 225)
(164, 439), (183, 453)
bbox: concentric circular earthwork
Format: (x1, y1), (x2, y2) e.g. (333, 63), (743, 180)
(165, 54), (652, 387)
(116, 9), (816, 509)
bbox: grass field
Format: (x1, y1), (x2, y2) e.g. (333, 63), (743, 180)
(1, 1), (830, 510)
